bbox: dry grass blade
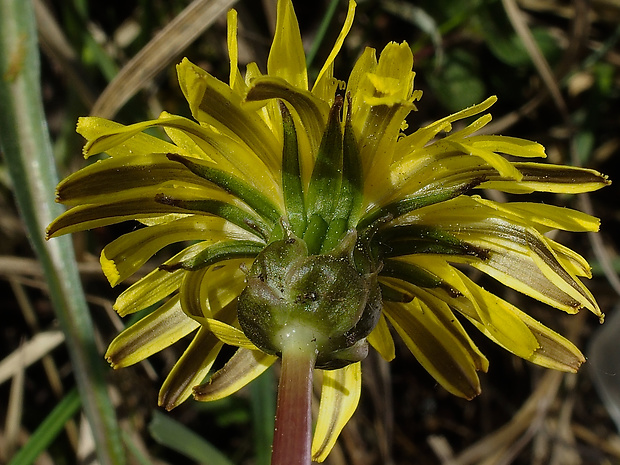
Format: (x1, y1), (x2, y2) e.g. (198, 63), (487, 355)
(502, 0), (568, 117)
(0, 331), (65, 385)
(8, 278), (81, 451)
(442, 370), (564, 465)
(363, 352), (394, 465)
(428, 435), (457, 465)
(91, 0), (239, 119)
(77, 413), (97, 464)
(3, 351), (25, 461)
(571, 423), (620, 458)
(10, 279), (65, 396)
(569, 134), (620, 297)
(549, 375), (579, 465)
(582, 194), (620, 295)
(477, 92), (546, 135)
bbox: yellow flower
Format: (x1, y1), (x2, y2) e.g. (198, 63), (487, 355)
(47, 0), (609, 462)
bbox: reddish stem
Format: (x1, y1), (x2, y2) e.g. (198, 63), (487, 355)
(271, 343), (315, 465)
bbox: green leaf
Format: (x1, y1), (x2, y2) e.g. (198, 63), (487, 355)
(0, 1), (124, 464)
(477, 3), (560, 68)
(427, 49), (486, 112)
(148, 411), (234, 465)
(382, 1), (444, 67)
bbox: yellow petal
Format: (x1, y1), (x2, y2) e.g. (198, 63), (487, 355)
(471, 238), (596, 314)
(226, 9), (246, 94)
(380, 144), (496, 209)
(193, 348), (277, 401)
(473, 198), (601, 232)
(159, 112), (214, 161)
(101, 216), (254, 286)
(113, 242), (208, 316)
(54, 153), (196, 206)
(179, 260), (247, 323)
(240, 63), (284, 147)
(515, 311), (585, 371)
(384, 300), (481, 399)
(528, 246), (600, 314)
(381, 272), (490, 372)
(354, 43), (418, 182)
(548, 239), (592, 278)
(245, 61), (263, 86)
(361, 101), (414, 193)
(482, 162), (610, 194)
(398, 96), (497, 153)
(81, 117), (192, 158)
(464, 135), (547, 158)
(113, 270), (183, 316)
(158, 326), (225, 410)
(456, 275), (540, 358)
(367, 314), (395, 362)
(47, 183), (242, 238)
(82, 112), (279, 197)
(397, 195), (601, 315)
(267, 0), (308, 89)
(443, 113), (493, 141)
(159, 297), (243, 409)
(348, 47), (377, 108)
(246, 75), (329, 154)
(177, 58), (281, 176)
(312, 363), (361, 462)
(312, 0), (356, 99)
(202, 318), (257, 349)
(155, 112), (279, 197)
(448, 273), (585, 371)
(447, 139), (523, 180)
(348, 46), (413, 202)
(105, 295), (198, 368)
(363, 42), (416, 105)
(394, 256), (538, 360)
(77, 117), (181, 158)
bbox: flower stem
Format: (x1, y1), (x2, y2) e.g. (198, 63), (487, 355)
(271, 341), (316, 465)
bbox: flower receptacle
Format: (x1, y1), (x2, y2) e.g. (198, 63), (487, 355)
(238, 233), (382, 369)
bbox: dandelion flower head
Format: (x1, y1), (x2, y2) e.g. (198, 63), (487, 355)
(47, 0), (610, 461)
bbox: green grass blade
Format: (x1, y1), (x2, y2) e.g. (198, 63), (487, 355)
(0, 1), (125, 464)
(306, 0), (340, 70)
(8, 389), (81, 465)
(250, 369), (275, 465)
(149, 411), (235, 465)
(123, 434), (157, 465)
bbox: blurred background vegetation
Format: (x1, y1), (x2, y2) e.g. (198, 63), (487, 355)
(1, 0), (620, 464)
